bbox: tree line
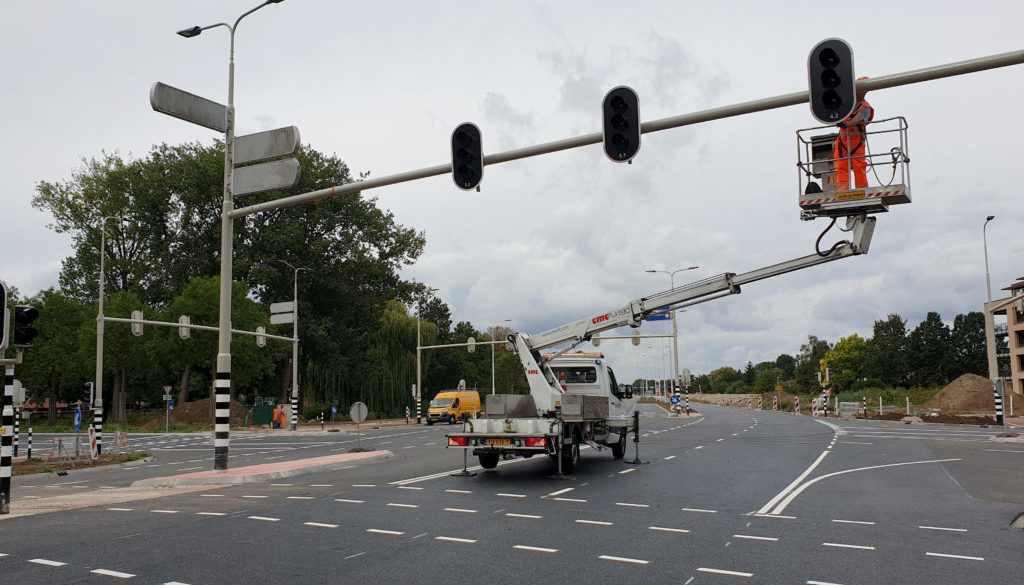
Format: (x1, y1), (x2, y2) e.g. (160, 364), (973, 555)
(9, 141), (526, 425)
(686, 311), (1004, 396)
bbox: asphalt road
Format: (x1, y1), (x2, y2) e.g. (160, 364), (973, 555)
(2, 404), (1022, 584)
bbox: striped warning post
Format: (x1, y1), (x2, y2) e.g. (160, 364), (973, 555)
(27, 427), (32, 459)
(1, 365), (14, 514)
(994, 382), (1004, 425)
(747, 396), (751, 409)
(214, 369), (231, 470)
(772, 395), (778, 411)
(290, 393), (298, 431)
(93, 406), (103, 455)
(13, 407), (18, 457)
(88, 427), (98, 460)
(794, 396), (800, 415)
(757, 395), (762, 410)
(812, 399), (818, 417)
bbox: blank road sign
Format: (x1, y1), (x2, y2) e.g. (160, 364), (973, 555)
(235, 126), (301, 165)
(233, 158), (301, 196)
(150, 82), (227, 133)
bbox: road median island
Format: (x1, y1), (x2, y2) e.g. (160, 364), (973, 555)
(131, 449), (393, 487)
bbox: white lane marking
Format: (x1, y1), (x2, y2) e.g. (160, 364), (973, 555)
(576, 519), (613, 526)
(842, 441), (873, 445)
(270, 483), (292, 486)
(398, 486), (424, 491)
(554, 497), (587, 503)
(387, 503), (419, 508)
(919, 526), (967, 532)
(599, 555), (649, 565)
(768, 458), (962, 515)
(497, 493), (527, 498)
(649, 526), (690, 533)
(151, 510), (179, 514)
(309, 484), (333, 487)
(200, 494), (224, 498)
(716, 439), (724, 442)
(618, 468), (637, 475)
(984, 449), (1024, 453)
(682, 507), (717, 514)
(507, 513), (542, 519)
(343, 552), (366, 560)
(925, 552), (984, 561)
(823, 542), (875, 551)
(366, 529), (404, 536)
(197, 512), (226, 516)
(107, 508), (133, 512)
(514, 545), (558, 553)
(756, 449), (830, 515)
(547, 487), (575, 497)
(616, 502), (649, 508)
(305, 522), (339, 528)
(242, 495), (268, 499)
(694, 446), (704, 450)
(179, 467), (203, 471)
(435, 536), (476, 543)
(29, 558), (67, 567)
(424, 442), (438, 446)
(444, 507), (477, 514)
(91, 569), (135, 578)
(249, 516), (280, 522)
(335, 499), (365, 504)
(733, 534), (778, 542)
(401, 445), (417, 449)
(265, 456), (284, 460)
(286, 496), (314, 500)
(664, 455), (677, 460)
(749, 513), (796, 519)
(446, 489), (472, 494)
(833, 519), (875, 525)
(697, 567), (753, 577)
(807, 581), (845, 585)
(352, 484), (376, 487)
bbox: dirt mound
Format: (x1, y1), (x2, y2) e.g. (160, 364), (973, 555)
(923, 374), (994, 414)
(138, 398), (248, 430)
(861, 411), (996, 425)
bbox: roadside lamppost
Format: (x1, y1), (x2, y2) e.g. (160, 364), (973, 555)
(645, 266), (699, 395)
(983, 215), (998, 380)
(177, 0), (285, 471)
(491, 319), (511, 395)
(93, 215), (122, 454)
(279, 260), (306, 431)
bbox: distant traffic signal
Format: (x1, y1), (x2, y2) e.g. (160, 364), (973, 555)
(13, 305), (39, 346)
(0, 281), (7, 350)
(602, 86), (640, 162)
(451, 123), (483, 191)
(808, 38), (856, 124)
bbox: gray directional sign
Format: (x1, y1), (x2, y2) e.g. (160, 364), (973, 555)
(235, 126), (301, 165)
(234, 159), (301, 196)
(149, 82), (227, 133)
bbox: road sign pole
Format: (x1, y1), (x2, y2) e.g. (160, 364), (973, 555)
(1, 365), (15, 514)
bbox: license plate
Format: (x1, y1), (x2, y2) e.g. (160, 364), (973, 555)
(485, 439), (512, 446)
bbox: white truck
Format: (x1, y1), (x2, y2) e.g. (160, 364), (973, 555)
(446, 215), (878, 472)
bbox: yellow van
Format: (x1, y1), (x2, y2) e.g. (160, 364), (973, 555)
(427, 390), (482, 425)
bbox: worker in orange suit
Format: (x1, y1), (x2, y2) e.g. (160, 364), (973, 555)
(830, 76), (873, 191)
(272, 406), (280, 429)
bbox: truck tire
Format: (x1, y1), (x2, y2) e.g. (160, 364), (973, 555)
(611, 433), (626, 460)
(427, 419), (434, 426)
(449, 414), (457, 424)
(560, 429), (580, 473)
(479, 453), (499, 469)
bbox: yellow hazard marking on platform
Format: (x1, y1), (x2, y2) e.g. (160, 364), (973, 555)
(836, 189), (866, 201)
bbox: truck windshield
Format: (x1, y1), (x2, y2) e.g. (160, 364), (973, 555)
(550, 366), (597, 384)
(430, 398), (453, 408)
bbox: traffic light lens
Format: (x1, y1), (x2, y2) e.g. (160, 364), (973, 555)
(610, 95), (628, 114)
(455, 130), (474, 148)
(818, 48), (839, 68)
(456, 147), (472, 162)
(822, 90), (842, 109)
(613, 134), (630, 149)
(611, 114), (629, 132)
(457, 165), (477, 183)
(820, 69), (840, 89)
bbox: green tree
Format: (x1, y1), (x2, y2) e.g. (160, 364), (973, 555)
(906, 312), (951, 387)
(774, 354), (796, 379)
(949, 311), (986, 378)
(708, 366), (742, 393)
(864, 314), (908, 387)
(820, 334), (868, 392)
(794, 335), (831, 393)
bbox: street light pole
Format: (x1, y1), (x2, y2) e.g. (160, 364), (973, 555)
(983, 215), (998, 380)
(178, 0), (284, 471)
(415, 286), (438, 424)
(280, 260), (306, 431)
(645, 266), (699, 396)
(491, 319), (511, 395)
(93, 215), (121, 455)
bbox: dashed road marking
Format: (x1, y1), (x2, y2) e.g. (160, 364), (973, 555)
(514, 545), (558, 553)
(600, 555), (649, 565)
(507, 513), (542, 519)
(733, 534), (778, 542)
(823, 542), (874, 551)
(91, 569), (135, 578)
(446, 489), (471, 494)
(616, 502), (649, 508)
(352, 484), (376, 488)
(435, 536), (476, 543)
(664, 455), (677, 460)
(444, 507), (477, 514)
(694, 446), (704, 450)
(682, 507), (717, 514)
(197, 512), (226, 516)
(387, 503), (418, 508)
(554, 497), (587, 503)
(697, 567), (753, 577)
(309, 484), (333, 487)
(151, 510), (179, 514)
(833, 519), (874, 525)
(107, 508), (133, 512)
(305, 522), (338, 528)
(286, 496), (314, 500)
(576, 519), (613, 526)
(919, 525), (967, 532)
(335, 499), (365, 504)
(366, 529), (404, 536)
(497, 493), (527, 498)
(618, 468), (636, 475)
(249, 516), (280, 522)
(649, 526), (690, 534)
(546, 487), (574, 497)
(925, 552), (984, 561)
(398, 486), (424, 491)
(29, 558), (67, 567)
(200, 494), (224, 498)
(242, 495), (268, 499)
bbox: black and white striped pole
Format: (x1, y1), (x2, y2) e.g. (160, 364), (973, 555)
(93, 405), (103, 455)
(27, 427), (32, 459)
(2, 365), (14, 514)
(994, 379), (1005, 425)
(12, 407), (18, 457)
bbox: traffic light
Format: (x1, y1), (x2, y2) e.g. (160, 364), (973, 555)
(451, 123), (483, 191)
(13, 305), (39, 346)
(602, 86), (640, 162)
(1, 281), (7, 350)
(807, 38), (856, 124)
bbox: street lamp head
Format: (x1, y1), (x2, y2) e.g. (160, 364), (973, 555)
(986, 215), (995, 222)
(177, 26), (202, 38)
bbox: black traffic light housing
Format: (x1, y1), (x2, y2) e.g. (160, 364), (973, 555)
(602, 86), (641, 162)
(808, 38), (856, 124)
(13, 305), (39, 346)
(451, 123), (483, 191)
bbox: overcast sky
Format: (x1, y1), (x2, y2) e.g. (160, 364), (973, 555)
(3, 1), (1022, 383)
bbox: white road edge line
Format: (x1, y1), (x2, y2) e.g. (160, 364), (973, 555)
(756, 449), (830, 515)
(697, 567), (753, 577)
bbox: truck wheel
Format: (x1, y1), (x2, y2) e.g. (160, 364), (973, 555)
(449, 414), (457, 424)
(611, 433), (626, 460)
(560, 431), (580, 473)
(479, 453), (499, 469)
(427, 419), (434, 426)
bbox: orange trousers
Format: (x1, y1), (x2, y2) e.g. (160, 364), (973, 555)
(831, 132), (867, 190)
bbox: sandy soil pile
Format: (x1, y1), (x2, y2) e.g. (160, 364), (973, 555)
(923, 374), (994, 414)
(139, 398), (248, 430)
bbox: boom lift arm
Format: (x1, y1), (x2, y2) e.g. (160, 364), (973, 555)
(511, 215), (876, 411)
